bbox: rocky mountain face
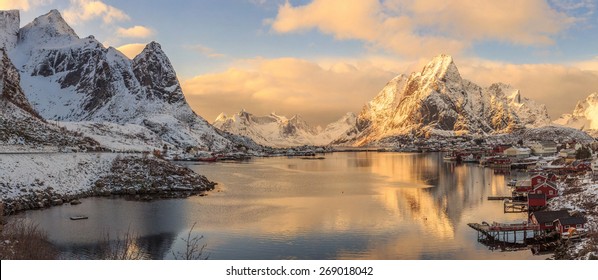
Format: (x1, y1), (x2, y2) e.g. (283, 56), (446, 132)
(213, 110), (356, 147)
(3, 9), (252, 152)
(554, 92), (598, 136)
(335, 55), (551, 146)
(1, 48), (98, 148)
(0, 10), (19, 52)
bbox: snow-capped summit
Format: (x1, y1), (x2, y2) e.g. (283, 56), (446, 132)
(132, 42), (185, 104)
(0, 10), (19, 52)
(3, 9), (257, 153)
(214, 110), (356, 147)
(420, 54), (461, 82)
(335, 55), (550, 146)
(18, 9), (78, 48)
(554, 92), (598, 133)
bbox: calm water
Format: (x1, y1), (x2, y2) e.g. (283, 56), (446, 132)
(16, 152), (545, 259)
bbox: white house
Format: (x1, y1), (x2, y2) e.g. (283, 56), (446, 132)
(529, 141), (557, 156)
(504, 147), (531, 158)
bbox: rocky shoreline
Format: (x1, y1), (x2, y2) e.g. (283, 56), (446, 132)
(1, 155), (216, 215)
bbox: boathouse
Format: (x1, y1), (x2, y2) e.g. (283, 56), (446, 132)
(530, 210), (570, 231)
(529, 181), (558, 199)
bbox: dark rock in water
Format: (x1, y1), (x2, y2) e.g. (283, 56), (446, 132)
(51, 199), (63, 206)
(70, 200), (81, 205)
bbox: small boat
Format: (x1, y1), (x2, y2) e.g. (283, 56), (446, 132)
(70, 215), (89, 220)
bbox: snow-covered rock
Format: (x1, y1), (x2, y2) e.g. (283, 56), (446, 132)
(213, 110), (356, 147)
(554, 92), (598, 137)
(1, 48), (99, 149)
(335, 54), (551, 146)
(0, 10), (19, 52)
(6, 9), (253, 153)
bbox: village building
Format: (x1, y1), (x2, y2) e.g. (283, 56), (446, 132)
(504, 147), (531, 159)
(529, 181), (559, 199)
(554, 216), (587, 235)
(530, 210), (570, 231)
(527, 193), (547, 210)
(529, 141), (557, 156)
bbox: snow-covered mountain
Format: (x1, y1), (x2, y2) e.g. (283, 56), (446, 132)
(554, 92), (598, 136)
(1, 48), (98, 148)
(3, 9), (254, 152)
(335, 54), (550, 146)
(213, 110), (356, 147)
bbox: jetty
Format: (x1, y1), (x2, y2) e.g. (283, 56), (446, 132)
(468, 222), (540, 244)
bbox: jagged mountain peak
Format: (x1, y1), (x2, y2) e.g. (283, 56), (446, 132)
(420, 54), (460, 81)
(132, 41), (184, 104)
(336, 54), (550, 146)
(19, 9), (78, 45)
(214, 110), (356, 147)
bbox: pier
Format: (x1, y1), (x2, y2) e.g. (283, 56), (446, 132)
(468, 222), (540, 245)
(503, 201), (528, 213)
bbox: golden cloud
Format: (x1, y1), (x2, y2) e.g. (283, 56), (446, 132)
(63, 0), (129, 25)
(458, 58), (598, 119)
(116, 25), (154, 38)
(115, 43), (146, 59)
(182, 57), (396, 126)
(270, 0), (572, 57)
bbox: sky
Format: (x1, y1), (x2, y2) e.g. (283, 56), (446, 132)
(2, 0), (598, 126)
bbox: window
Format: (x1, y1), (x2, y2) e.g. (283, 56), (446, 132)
(545, 223), (552, 227)
(565, 225), (570, 229)
(576, 224), (583, 228)
(537, 190), (542, 194)
(549, 190), (554, 195)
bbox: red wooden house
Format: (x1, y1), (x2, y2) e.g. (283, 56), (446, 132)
(513, 179), (532, 193)
(531, 174), (547, 188)
(527, 193), (546, 209)
(530, 210), (570, 231)
(529, 181), (558, 199)
(554, 216), (587, 234)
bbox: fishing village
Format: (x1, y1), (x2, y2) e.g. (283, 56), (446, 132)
(428, 137), (598, 260)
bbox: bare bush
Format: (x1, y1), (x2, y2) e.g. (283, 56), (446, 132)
(0, 219), (57, 260)
(96, 227), (146, 260)
(172, 223), (208, 260)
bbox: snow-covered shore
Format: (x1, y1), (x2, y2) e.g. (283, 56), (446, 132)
(0, 152), (215, 214)
(550, 179), (598, 259)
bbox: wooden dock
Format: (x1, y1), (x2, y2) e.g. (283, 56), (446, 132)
(468, 222), (540, 244)
(504, 201), (528, 213)
(487, 196), (512, 200)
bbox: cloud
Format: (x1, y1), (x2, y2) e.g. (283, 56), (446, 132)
(458, 58), (598, 119)
(269, 0), (573, 57)
(184, 44), (226, 58)
(116, 25), (154, 38)
(0, 0), (52, 11)
(63, 0), (129, 25)
(115, 43), (146, 59)
(182, 57), (396, 126)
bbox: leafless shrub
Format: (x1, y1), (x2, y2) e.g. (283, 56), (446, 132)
(0, 219), (57, 260)
(96, 227), (146, 260)
(172, 223), (208, 260)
